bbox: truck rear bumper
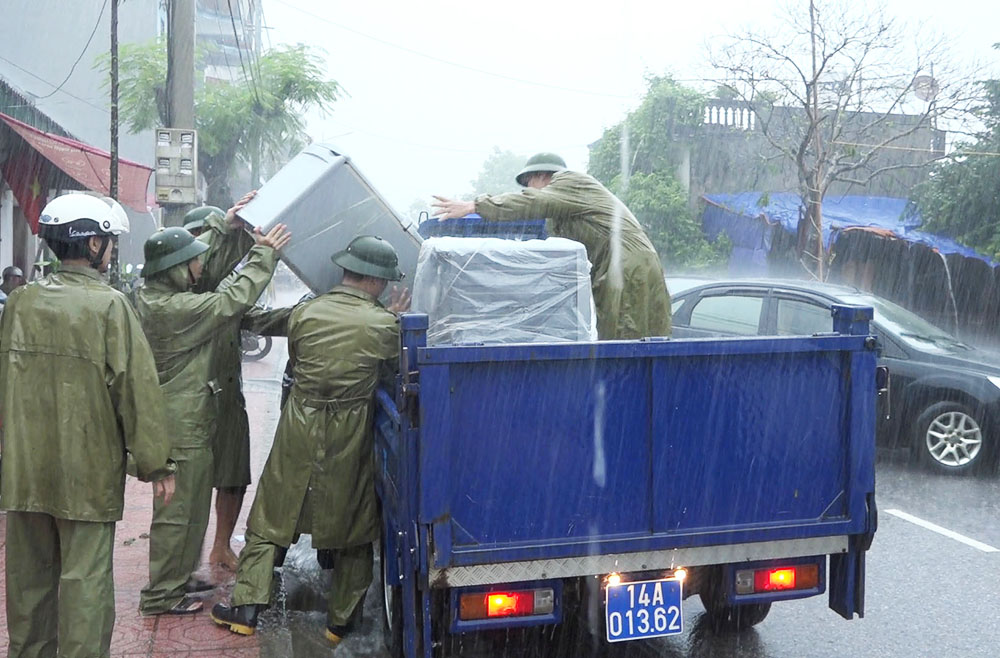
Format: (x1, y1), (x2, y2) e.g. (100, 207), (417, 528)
(429, 535), (849, 587)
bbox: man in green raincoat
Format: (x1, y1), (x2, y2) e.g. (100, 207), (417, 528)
(183, 199), (291, 571)
(211, 235), (410, 645)
(136, 220), (291, 615)
(1, 193), (176, 658)
(432, 152), (671, 339)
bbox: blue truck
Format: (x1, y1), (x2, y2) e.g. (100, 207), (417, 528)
(374, 298), (879, 657)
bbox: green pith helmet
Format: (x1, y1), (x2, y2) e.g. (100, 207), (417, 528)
(142, 227), (210, 278)
(182, 205), (225, 233)
(515, 152), (567, 186)
(332, 235), (403, 281)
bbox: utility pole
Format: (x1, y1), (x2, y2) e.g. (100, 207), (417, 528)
(109, 0), (121, 288)
(250, 1), (263, 187)
(164, 0), (196, 226)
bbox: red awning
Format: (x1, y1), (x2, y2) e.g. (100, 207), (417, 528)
(0, 112), (153, 212)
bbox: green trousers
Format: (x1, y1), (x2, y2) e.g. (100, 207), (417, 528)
(4, 511), (116, 658)
(232, 531), (373, 627)
(139, 446), (213, 614)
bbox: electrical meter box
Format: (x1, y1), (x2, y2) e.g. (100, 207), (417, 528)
(154, 128), (198, 205)
(236, 143), (423, 294)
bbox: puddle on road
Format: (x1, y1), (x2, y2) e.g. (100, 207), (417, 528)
(255, 535), (389, 658)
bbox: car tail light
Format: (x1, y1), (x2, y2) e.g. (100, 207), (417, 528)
(459, 588), (555, 620)
(735, 563), (820, 594)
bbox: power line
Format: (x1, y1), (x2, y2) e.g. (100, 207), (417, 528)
(244, 0), (265, 96)
(209, 4), (241, 85)
(321, 119), (590, 155)
(258, 0), (273, 50)
(270, 0), (636, 100)
(0, 54), (108, 113)
(227, 0), (261, 104)
(831, 140), (1000, 158)
(37, 0), (110, 100)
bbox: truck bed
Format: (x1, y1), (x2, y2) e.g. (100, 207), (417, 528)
(377, 309), (877, 588)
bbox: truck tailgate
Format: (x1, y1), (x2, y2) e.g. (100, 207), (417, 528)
(413, 334), (875, 568)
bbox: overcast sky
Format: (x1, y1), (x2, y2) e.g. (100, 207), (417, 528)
(260, 0), (1000, 215)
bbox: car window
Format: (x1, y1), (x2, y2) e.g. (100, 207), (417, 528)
(841, 293), (972, 354)
(688, 295), (763, 335)
(875, 330), (908, 359)
(776, 299), (831, 335)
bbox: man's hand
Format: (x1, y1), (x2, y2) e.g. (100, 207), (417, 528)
(431, 195), (475, 220)
(387, 285), (411, 313)
(253, 223), (292, 250)
(225, 190), (258, 229)
(153, 474), (176, 506)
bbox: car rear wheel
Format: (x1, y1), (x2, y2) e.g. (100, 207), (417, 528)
(915, 401), (990, 474)
(380, 536), (404, 658)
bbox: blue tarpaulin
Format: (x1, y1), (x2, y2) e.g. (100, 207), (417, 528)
(701, 192), (995, 273)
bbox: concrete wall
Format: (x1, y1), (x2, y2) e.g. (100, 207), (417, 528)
(690, 100), (945, 203)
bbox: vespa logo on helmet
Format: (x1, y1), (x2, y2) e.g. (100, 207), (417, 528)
(67, 226), (98, 238)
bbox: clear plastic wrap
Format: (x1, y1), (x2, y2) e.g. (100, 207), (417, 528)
(412, 236), (598, 345)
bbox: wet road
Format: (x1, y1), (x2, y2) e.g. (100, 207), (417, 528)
(251, 453), (1000, 658)
(252, 281), (1000, 657)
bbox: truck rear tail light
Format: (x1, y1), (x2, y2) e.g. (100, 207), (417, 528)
(735, 563), (820, 594)
(459, 588), (555, 620)
(488, 593), (531, 617)
(757, 568), (796, 591)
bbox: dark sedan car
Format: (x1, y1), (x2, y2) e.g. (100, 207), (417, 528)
(668, 278), (1000, 475)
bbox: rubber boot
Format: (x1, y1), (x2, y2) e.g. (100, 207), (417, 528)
(211, 602), (266, 636)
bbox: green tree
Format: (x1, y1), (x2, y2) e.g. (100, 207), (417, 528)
(914, 78), (1000, 259)
(470, 147), (525, 196)
(588, 76), (728, 270)
(589, 76), (706, 185)
(101, 39), (342, 207)
(622, 172), (731, 270)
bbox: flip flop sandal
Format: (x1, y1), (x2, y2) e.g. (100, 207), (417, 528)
(184, 577), (215, 594)
(166, 595), (204, 615)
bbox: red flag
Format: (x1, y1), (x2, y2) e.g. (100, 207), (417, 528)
(1, 151), (51, 234)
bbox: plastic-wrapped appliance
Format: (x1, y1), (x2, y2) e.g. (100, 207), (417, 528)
(412, 236), (597, 345)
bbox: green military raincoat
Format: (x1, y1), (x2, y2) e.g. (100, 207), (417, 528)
(246, 286), (399, 550)
(138, 244), (280, 451)
(0, 264), (174, 519)
(1, 264), (175, 656)
(136, 244), (280, 613)
(475, 170), (672, 340)
(193, 213), (289, 488)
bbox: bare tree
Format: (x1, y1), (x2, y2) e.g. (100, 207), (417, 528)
(709, 0), (977, 279)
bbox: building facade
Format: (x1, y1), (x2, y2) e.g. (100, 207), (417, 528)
(0, 0), (163, 274)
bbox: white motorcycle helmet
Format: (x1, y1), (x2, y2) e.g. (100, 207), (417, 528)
(39, 193), (130, 237)
(39, 193), (130, 269)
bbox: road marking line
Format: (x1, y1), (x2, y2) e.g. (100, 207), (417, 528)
(885, 509), (999, 553)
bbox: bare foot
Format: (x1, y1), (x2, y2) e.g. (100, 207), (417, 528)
(210, 546), (239, 571)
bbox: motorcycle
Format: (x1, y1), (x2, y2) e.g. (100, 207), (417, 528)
(240, 329), (272, 361)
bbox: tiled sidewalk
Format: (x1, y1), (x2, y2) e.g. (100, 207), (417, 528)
(0, 349), (287, 657)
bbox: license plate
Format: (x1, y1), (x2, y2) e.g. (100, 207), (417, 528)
(605, 577), (683, 642)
